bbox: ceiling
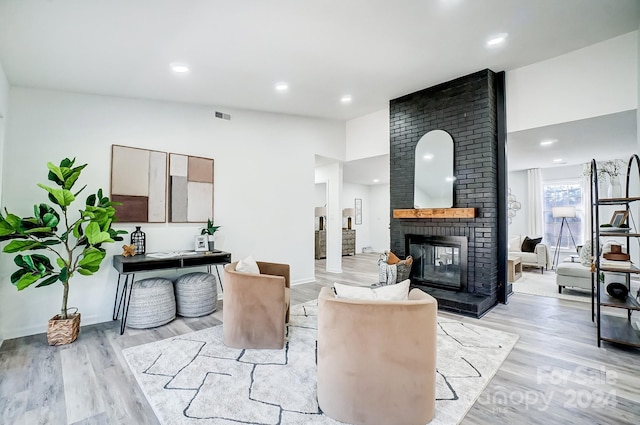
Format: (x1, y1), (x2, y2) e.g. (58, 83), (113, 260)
(1, 1), (638, 185)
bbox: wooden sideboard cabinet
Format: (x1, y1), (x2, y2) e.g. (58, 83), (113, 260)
(315, 229), (356, 258)
(342, 229), (356, 256)
(315, 230), (326, 259)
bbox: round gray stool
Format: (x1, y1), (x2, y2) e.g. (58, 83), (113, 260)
(127, 277), (176, 329)
(174, 272), (218, 317)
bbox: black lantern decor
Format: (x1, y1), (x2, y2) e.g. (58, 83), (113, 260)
(131, 226), (146, 255)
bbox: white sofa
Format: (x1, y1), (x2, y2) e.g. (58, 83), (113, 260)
(508, 235), (550, 273)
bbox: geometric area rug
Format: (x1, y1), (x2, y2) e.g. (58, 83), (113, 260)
(123, 301), (519, 425)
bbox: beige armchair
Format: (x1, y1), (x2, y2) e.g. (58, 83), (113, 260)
(223, 261), (290, 349)
(317, 286), (438, 425)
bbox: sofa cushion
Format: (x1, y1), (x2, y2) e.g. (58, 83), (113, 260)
(556, 262), (592, 278)
(334, 279), (410, 301)
(521, 236), (542, 253)
(236, 255), (260, 274)
(508, 236), (521, 252)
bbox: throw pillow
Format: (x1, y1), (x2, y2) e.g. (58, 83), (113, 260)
(236, 255), (260, 274)
(387, 251), (401, 265)
(508, 236), (521, 251)
(333, 279), (410, 301)
(521, 236), (542, 253)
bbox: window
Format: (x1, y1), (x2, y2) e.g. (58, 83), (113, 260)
(543, 180), (583, 251)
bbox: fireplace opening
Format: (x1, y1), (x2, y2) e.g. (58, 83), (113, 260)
(406, 234), (468, 291)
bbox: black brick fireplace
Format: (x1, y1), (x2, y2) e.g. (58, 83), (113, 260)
(389, 69), (507, 317)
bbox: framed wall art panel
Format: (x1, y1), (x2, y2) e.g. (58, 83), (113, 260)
(111, 145), (167, 223)
(169, 153), (214, 223)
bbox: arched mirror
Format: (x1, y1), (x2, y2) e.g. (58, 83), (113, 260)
(414, 130), (454, 208)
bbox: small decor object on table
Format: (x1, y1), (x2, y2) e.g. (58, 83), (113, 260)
(122, 244), (136, 257)
(194, 235), (208, 252)
(200, 218), (220, 251)
(130, 226), (146, 255)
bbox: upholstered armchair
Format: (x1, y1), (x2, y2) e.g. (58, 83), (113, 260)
(223, 261), (290, 349)
(317, 286), (438, 425)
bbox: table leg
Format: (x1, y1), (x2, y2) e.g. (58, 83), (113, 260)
(113, 274), (123, 320)
(119, 274), (135, 335)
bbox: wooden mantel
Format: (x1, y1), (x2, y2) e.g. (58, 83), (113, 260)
(393, 208), (476, 219)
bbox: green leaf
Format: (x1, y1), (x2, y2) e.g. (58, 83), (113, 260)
(77, 268), (93, 276)
(37, 184), (75, 207)
(46, 162), (65, 183)
(59, 267), (69, 283)
(35, 275), (59, 288)
(24, 227), (53, 234)
(56, 258), (66, 269)
(4, 213), (22, 229)
(86, 194), (96, 207)
(85, 222), (113, 246)
(14, 273), (40, 290)
(10, 269), (27, 284)
(42, 213), (59, 228)
(78, 247), (106, 272)
(3, 240), (40, 253)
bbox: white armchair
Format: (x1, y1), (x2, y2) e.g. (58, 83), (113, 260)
(508, 235), (550, 273)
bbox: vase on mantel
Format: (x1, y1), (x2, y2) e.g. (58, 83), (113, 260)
(608, 175), (622, 198)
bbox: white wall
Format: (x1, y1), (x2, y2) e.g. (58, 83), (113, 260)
(0, 87), (345, 339)
(315, 163), (343, 273)
(345, 107), (389, 160)
(507, 31), (638, 133)
(369, 184), (390, 252)
(342, 183), (370, 253)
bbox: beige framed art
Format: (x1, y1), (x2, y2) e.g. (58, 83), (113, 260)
(110, 145), (167, 223)
(168, 153), (214, 223)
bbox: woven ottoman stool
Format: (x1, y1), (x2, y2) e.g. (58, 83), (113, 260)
(174, 272), (218, 317)
(127, 278), (176, 329)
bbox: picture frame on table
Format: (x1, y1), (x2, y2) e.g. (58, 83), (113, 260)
(194, 235), (208, 252)
(610, 210), (629, 228)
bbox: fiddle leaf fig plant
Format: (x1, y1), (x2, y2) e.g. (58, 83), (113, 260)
(0, 158), (127, 319)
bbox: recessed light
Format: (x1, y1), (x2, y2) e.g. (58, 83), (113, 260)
(275, 82), (289, 91)
(423, 153), (434, 160)
(540, 139), (557, 146)
(340, 95), (352, 104)
(445, 176), (456, 182)
(553, 158), (563, 163)
(170, 62), (190, 73)
(486, 33), (508, 47)
(372, 179), (379, 183)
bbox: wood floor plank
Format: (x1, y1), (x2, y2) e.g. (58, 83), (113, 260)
(60, 344), (106, 424)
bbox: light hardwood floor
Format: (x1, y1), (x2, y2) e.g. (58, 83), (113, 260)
(1, 253), (639, 424)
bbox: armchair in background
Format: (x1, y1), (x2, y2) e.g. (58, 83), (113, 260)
(223, 261), (290, 349)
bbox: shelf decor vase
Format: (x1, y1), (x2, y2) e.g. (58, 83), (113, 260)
(131, 226), (146, 255)
(608, 176), (622, 198)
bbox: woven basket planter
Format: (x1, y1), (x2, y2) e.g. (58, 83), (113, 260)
(47, 313), (81, 346)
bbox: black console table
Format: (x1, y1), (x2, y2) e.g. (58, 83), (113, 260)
(112, 250), (231, 334)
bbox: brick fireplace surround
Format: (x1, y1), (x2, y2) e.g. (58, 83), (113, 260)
(389, 69), (507, 317)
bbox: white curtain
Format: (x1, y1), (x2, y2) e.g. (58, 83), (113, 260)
(527, 168), (543, 237)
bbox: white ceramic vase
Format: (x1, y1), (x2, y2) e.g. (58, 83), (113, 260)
(608, 175), (622, 198)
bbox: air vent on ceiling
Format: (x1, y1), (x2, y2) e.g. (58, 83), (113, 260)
(214, 111), (231, 120)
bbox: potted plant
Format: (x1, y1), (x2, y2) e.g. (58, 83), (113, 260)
(0, 158), (126, 345)
(201, 218), (221, 251)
